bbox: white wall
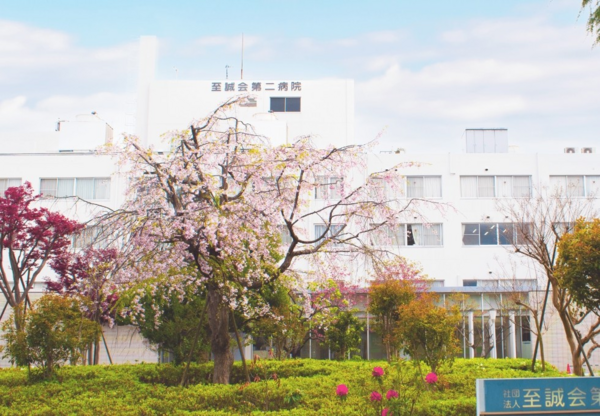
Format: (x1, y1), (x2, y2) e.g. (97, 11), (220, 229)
(140, 79), (355, 150)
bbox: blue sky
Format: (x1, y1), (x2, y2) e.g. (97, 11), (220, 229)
(1, 0), (599, 153)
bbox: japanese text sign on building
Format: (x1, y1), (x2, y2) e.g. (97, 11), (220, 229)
(477, 377), (600, 415)
(211, 81), (301, 92)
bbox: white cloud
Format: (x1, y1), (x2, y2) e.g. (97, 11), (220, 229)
(354, 17), (600, 153)
(1, 13), (598, 155)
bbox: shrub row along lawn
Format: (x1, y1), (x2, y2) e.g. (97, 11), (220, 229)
(0, 358), (563, 415)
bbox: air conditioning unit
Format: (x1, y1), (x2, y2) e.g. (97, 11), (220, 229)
(564, 147), (577, 154)
(582, 147), (595, 154)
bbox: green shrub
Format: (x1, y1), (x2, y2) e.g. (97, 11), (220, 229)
(0, 358), (563, 415)
(1, 295), (101, 379)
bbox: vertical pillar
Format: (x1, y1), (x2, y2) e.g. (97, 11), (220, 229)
(366, 308), (370, 360)
(508, 311), (517, 358)
(489, 310), (497, 359)
(468, 311), (475, 359)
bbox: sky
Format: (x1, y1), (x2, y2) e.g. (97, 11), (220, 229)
(1, 0), (599, 154)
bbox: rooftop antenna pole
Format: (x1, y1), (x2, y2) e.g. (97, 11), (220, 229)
(240, 33), (244, 80)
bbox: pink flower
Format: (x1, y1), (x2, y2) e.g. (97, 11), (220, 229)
(425, 372), (438, 384)
(370, 391), (383, 402)
(382, 409), (390, 416)
(336, 384), (349, 397)
(372, 366), (384, 377)
(386, 389), (399, 400)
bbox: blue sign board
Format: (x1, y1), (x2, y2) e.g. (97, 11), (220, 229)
(477, 377), (600, 415)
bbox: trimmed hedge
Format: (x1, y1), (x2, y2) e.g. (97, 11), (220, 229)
(0, 358), (563, 415)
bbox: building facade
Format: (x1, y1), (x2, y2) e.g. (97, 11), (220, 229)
(0, 36), (598, 371)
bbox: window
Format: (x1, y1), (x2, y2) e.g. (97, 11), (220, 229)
(462, 223), (528, 246)
(270, 97), (301, 112)
(463, 280), (477, 287)
(406, 176), (442, 198)
(460, 176), (531, 198)
(279, 224), (293, 245)
(368, 177), (387, 199)
(550, 175), (600, 197)
(314, 224), (344, 244)
(315, 176), (342, 199)
(0, 178), (22, 195)
(372, 224), (405, 246)
(372, 223), (443, 246)
(73, 226), (107, 249)
(40, 178), (111, 200)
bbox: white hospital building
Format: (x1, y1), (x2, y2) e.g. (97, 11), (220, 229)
(1, 36), (599, 371)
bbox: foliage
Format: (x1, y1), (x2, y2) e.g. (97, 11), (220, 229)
(48, 247), (120, 326)
(582, 0), (600, 44)
(324, 310), (364, 360)
(117, 269), (210, 365)
(0, 183), (82, 328)
(396, 293), (462, 373)
(1, 295), (101, 378)
(556, 218), (600, 313)
(250, 279), (357, 359)
(369, 272), (419, 361)
(47, 246), (120, 364)
(0, 358), (562, 415)
(497, 188), (598, 376)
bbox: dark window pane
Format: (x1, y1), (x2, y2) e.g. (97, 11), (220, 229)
(286, 97), (301, 112)
(498, 223), (514, 245)
(521, 316), (531, 342)
(463, 223), (480, 245)
(270, 97), (285, 112)
(463, 280), (477, 287)
(480, 223), (498, 245)
(406, 224), (415, 246)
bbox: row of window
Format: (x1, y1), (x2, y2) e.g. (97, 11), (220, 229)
(1, 175), (597, 202)
(316, 175), (600, 200)
(280, 222), (532, 247)
(0, 178), (111, 200)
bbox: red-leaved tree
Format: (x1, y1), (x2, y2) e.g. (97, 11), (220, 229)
(0, 183), (83, 329)
(47, 247), (120, 364)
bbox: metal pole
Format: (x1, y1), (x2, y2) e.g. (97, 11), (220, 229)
(366, 306), (370, 360)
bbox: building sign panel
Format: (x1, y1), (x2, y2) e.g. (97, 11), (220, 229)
(210, 81), (301, 93)
(477, 378), (600, 415)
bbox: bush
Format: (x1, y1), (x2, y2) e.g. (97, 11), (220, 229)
(1, 295), (101, 379)
(0, 358), (563, 415)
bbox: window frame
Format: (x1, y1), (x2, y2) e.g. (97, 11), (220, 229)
(460, 175), (531, 198)
(40, 177), (111, 200)
(315, 176), (342, 200)
(270, 97), (301, 112)
(406, 176), (442, 199)
(371, 223), (443, 247)
(314, 223), (345, 245)
(462, 222), (529, 246)
(550, 175), (599, 198)
(0, 178), (22, 196)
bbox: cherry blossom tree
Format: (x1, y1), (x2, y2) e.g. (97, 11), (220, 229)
(105, 98), (431, 384)
(0, 183), (83, 330)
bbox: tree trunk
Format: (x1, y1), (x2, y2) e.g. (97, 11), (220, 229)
(552, 288), (584, 375)
(207, 287), (233, 384)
